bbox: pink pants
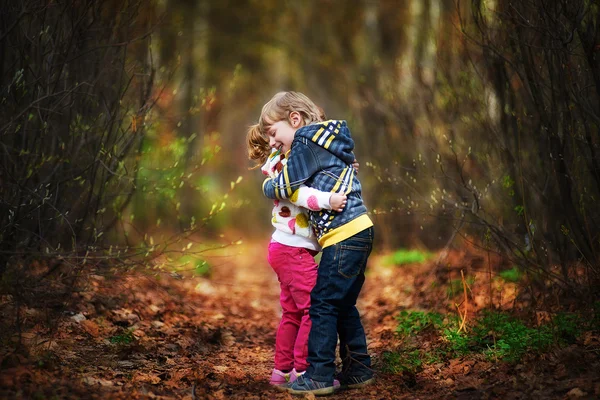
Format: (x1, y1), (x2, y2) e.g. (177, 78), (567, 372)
(267, 241), (318, 372)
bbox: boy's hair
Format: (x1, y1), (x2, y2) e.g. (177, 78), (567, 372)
(246, 91), (326, 167)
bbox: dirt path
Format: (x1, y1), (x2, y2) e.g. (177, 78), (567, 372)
(1, 241), (598, 399)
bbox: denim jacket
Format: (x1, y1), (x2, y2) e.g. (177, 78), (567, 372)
(262, 120), (373, 248)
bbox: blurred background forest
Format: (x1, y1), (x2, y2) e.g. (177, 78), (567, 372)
(1, 0), (600, 310)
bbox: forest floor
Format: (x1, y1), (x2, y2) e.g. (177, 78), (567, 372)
(1, 240), (599, 399)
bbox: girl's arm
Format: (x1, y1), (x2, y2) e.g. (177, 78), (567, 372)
(261, 150), (282, 178)
(262, 140), (319, 199)
(289, 185), (347, 212)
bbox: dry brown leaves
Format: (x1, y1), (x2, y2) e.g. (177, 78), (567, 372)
(0, 242), (599, 399)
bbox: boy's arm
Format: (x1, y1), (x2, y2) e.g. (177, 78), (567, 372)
(262, 141), (319, 199)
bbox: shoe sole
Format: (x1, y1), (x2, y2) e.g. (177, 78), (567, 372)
(288, 386), (335, 396)
(346, 377), (375, 389)
(270, 383), (289, 391)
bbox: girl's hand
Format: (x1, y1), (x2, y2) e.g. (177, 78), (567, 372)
(329, 193), (347, 212)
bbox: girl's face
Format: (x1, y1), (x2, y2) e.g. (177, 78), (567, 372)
(266, 112), (302, 154)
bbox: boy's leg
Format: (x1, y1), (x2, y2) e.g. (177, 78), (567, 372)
(305, 227), (374, 384)
(337, 227), (373, 380)
(287, 247), (318, 372)
(338, 305), (372, 380)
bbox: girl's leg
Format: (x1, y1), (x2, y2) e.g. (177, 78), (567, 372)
(274, 280), (300, 371)
(287, 247), (318, 372)
(268, 242), (301, 372)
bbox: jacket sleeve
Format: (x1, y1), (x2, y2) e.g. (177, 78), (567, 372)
(262, 140), (320, 199)
(288, 185), (332, 211)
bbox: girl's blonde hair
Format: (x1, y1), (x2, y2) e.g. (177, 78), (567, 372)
(246, 91), (325, 167)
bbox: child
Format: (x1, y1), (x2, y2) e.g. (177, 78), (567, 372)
(246, 112), (347, 390)
(258, 91), (375, 396)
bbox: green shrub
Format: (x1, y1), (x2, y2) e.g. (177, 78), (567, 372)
(552, 313), (582, 344)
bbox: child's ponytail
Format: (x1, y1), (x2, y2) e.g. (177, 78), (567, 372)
(246, 123), (270, 168)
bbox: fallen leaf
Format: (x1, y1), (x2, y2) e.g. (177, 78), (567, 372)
(132, 372), (161, 385)
(443, 378), (454, 386)
(210, 389), (226, 400)
(151, 320), (165, 329)
(117, 361), (135, 369)
(0, 366), (32, 387)
(566, 388), (586, 398)
(220, 331), (235, 346)
(82, 376), (114, 387)
(149, 304), (162, 313)
(582, 331), (600, 346)
(195, 280), (216, 295)
(71, 313), (87, 323)
(112, 308), (140, 325)
(132, 329), (145, 338)
(80, 320), (99, 337)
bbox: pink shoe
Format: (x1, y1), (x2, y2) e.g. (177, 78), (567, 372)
(270, 369), (291, 390)
(290, 369), (305, 382)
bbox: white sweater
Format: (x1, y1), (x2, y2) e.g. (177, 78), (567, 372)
(261, 150), (332, 251)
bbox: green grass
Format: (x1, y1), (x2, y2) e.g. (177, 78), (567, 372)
(172, 255), (212, 277)
(384, 309), (589, 373)
(470, 311), (554, 361)
(385, 249), (432, 266)
(446, 276), (475, 297)
(109, 329), (135, 345)
(193, 259), (211, 277)
(381, 350), (422, 374)
(395, 310), (444, 336)
(498, 266), (522, 282)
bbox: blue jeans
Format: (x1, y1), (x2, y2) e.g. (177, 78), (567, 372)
(305, 227), (374, 383)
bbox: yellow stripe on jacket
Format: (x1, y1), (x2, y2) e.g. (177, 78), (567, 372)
(318, 214), (373, 248)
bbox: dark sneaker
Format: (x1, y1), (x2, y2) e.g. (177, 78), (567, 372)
(292, 370), (341, 390)
(287, 374), (335, 396)
(336, 372), (375, 389)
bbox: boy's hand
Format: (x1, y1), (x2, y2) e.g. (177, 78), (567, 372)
(352, 159), (359, 174)
(329, 193), (347, 212)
